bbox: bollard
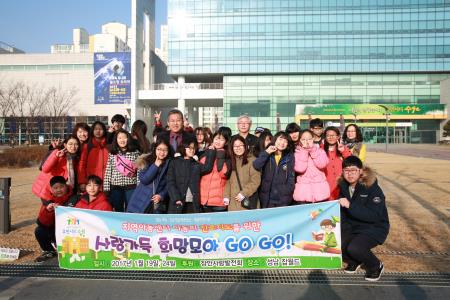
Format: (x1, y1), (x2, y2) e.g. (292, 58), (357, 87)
(0, 178), (11, 234)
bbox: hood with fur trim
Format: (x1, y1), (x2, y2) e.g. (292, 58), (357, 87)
(338, 166), (377, 188)
(135, 153), (151, 170)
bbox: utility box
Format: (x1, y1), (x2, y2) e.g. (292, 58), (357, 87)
(0, 178), (11, 234)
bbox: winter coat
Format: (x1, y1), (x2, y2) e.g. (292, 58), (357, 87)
(37, 186), (72, 227)
(344, 142), (367, 162)
(253, 150), (295, 208)
(126, 155), (169, 213)
(224, 155), (261, 211)
(166, 156), (203, 213)
(157, 130), (195, 153)
(322, 145), (352, 200)
(68, 192), (112, 211)
(78, 138), (109, 184)
(32, 150), (79, 200)
(293, 146), (330, 203)
(338, 167), (390, 244)
(103, 151), (140, 191)
(199, 149), (231, 208)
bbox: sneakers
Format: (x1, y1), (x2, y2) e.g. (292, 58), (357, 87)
(344, 263), (361, 274)
(365, 262), (384, 282)
(35, 251), (57, 263)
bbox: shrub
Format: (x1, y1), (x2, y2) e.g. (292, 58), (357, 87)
(0, 145), (49, 168)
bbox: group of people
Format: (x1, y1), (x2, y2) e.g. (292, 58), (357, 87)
(31, 110), (389, 281)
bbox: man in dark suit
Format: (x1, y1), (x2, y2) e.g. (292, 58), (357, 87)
(157, 109), (194, 153)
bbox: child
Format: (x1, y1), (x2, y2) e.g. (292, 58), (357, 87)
(253, 131), (295, 208)
(293, 129), (330, 203)
(167, 137), (203, 213)
(107, 114), (126, 144)
(338, 156), (389, 281)
(309, 118), (324, 146)
(68, 175), (112, 211)
(34, 176), (72, 263)
(200, 128), (232, 212)
(127, 139), (172, 214)
(103, 129), (140, 212)
(224, 136), (261, 211)
(78, 121), (109, 191)
(322, 126), (352, 200)
(32, 135), (80, 200)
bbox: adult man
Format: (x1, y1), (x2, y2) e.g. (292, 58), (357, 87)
(232, 115), (258, 154)
(157, 109), (194, 153)
(338, 156), (389, 282)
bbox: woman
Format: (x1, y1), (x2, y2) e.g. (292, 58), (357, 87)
(293, 129), (330, 204)
(253, 131), (295, 208)
(127, 139), (173, 214)
(32, 135), (81, 199)
(322, 126), (352, 200)
(254, 131), (273, 158)
(343, 124), (366, 162)
(224, 136), (261, 211)
(285, 122), (301, 147)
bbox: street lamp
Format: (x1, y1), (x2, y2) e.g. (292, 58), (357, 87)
(350, 113), (357, 123)
(378, 105), (390, 152)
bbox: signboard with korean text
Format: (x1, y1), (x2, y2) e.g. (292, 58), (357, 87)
(94, 52), (131, 104)
(55, 202), (341, 270)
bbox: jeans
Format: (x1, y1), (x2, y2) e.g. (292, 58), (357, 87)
(109, 187), (136, 212)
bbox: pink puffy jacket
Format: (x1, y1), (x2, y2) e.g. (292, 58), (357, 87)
(293, 146), (330, 203)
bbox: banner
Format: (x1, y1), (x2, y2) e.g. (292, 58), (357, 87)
(295, 103), (447, 120)
(55, 201), (342, 271)
(94, 52), (131, 104)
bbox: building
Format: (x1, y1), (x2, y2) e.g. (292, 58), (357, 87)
(0, 41), (25, 54)
(51, 22), (131, 54)
(155, 25), (169, 65)
(133, 0), (450, 143)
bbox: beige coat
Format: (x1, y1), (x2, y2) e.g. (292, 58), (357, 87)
(224, 155), (261, 211)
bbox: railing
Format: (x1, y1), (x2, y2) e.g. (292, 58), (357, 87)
(149, 83), (223, 90)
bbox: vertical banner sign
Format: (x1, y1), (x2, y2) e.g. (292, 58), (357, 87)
(56, 201), (342, 270)
(94, 52), (131, 104)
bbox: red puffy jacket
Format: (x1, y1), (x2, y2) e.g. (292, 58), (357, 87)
(74, 192), (112, 211)
(32, 150), (79, 200)
(78, 138), (109, 184)
(199, 153), (229, 207)
(37, 186), (72, 227)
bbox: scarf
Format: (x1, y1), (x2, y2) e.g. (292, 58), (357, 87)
(345, 139), (362, 156)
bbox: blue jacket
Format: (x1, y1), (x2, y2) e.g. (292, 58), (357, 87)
(126, 160), (169, 213)
(253, 151), (295, 208)
(338, 167), (389, 244)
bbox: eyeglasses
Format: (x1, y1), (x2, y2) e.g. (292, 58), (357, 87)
(156, 148), (168, 152)
(343, 168), (360, 174)
(233, 144), (245, 149)
(326, 135), (338, 138)
(300, 138), (313, 142)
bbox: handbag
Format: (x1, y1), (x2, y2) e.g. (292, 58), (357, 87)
(115, 154), (137, 178)
(234, 168), (258, 210)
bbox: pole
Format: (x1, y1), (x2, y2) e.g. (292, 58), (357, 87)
(378, 105), (389, 152)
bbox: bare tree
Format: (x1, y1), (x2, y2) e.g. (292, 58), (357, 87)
(44, 85), (78, 117)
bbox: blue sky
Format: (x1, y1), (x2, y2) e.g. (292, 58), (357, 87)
(0, 0), (167, 53)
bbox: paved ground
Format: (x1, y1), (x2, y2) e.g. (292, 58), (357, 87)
(367, 143), (450, 160)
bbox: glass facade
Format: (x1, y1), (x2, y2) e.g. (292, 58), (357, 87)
(168, 0), (450, 74)
(167, 0), (450, 143)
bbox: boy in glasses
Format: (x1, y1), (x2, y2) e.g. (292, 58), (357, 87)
(338, 156), (389, 281)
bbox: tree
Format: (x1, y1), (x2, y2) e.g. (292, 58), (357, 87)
(443, 120), (450, 137)
(44, 85), (78, 117)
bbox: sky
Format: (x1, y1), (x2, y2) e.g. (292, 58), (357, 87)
(0, 0), (167, 53)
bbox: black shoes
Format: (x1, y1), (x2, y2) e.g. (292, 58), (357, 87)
(35, 251), (57, 263)
(365, 262), (384, 282)
(344, 263), (360, 274)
